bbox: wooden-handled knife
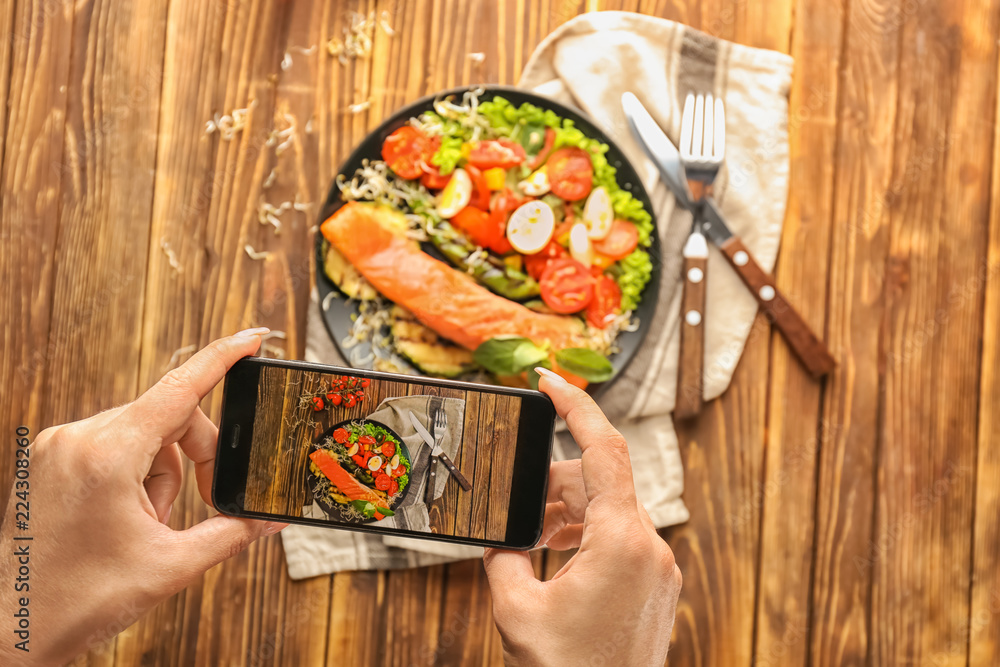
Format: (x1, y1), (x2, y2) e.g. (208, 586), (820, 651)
(621, 92), (835, 380)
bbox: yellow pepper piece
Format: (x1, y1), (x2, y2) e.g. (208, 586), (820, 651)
(503, 254), (524, 272)
(591, 253), (616, 270)
(484, 167), (506, 190)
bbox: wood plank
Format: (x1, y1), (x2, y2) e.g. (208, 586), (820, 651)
(327, 570), (385, 665)
(434, 558), (503, 665)
(0, 0), (74, 511)
(485, 394), (521, 542)
(0, 0), (15, 166)
(276, 574), (333, 667)
(126, 0), (299, 662)
(798, 1), (900, 666)
(969, 31), (1000, 665)
(452, 389), (481, 538)
(246, 365), (291, 512)
(382, 565), (447, 666)
(804, 0), (903, 665)
(751, 0), (840, 664)
(469, 392), (497, 540)
(872, 0), (997, 663)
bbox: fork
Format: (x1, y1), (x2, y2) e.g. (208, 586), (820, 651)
(431, 408), (472, 492)
(675, 92), (726, 420)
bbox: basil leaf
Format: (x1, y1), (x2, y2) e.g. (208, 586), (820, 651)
(474, 337), (549, 376)
(554, 348), (615, 383)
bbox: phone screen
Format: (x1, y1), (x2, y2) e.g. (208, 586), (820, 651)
(213, 357), (555, 549)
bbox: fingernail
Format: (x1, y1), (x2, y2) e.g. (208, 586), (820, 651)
(235, 327), (270, 338)
(264, 521), (288, 535)
(534, 367), (566, 384)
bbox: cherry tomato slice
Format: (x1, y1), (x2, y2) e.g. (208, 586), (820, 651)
(392, 465), (406, 478)
(592, 219), (639, 260)
(546, 147), (594, 201)
(381, 442), (396, 458)
(381, 126), (430, 180)
(452, 206), (499, 249)
(359, 435), (376, 446)
(586, 274), (623, 329)
(528, 127), (557, 170)
(352, 454), (366, 468)
(524, 240), (568, 280)
(333, 427), (350, 444)
(389, 479), (399, 496)
(421, 169), (452, 189)
(539, 258), (594, 314)
(468, 139), (526, 170)
(486, 188), (523, 255)
(375, 474), (392, 491)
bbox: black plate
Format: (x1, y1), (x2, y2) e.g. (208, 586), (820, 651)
(308, 419), (412, 524)
(314, 85), (661, 394)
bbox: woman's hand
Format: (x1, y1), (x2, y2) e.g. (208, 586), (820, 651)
(0, 330), (285, 667)
(483, 368), (682, 667)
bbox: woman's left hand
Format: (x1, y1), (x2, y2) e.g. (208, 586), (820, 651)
(0, 330), (285, 666)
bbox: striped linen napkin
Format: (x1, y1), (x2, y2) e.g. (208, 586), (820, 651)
(282, 10), (793, 577)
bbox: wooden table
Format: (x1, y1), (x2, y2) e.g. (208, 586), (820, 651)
(1, 0), (997, 665)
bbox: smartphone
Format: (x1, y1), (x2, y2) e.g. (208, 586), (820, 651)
(212, 356), (556, 549)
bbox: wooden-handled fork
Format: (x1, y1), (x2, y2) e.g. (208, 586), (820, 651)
(674, 92), (725, 420)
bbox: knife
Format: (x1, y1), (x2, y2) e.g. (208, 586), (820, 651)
(408, 411), (472, 492)
(621, 93), (836, 378)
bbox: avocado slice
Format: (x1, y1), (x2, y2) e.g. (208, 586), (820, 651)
(390, 306), (475, 377)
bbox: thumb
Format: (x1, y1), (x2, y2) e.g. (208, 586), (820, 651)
(483, 548), (539, 599)
(172, 515), (286, 576)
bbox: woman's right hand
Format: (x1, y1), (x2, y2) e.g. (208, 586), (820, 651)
(483, 368), (682, 666)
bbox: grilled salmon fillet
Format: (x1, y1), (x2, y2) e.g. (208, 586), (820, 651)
(320, 202), (585, 351)
(309, 449), (385, 505)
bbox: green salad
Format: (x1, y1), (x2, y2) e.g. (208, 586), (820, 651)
(328, 88), (656, 387)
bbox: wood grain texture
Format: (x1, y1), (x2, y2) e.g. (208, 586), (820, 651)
(969, 35), (1000, 666)
(0, 0), (74, 512)
(675, 254), (707, 419)
(805, 0), (901, 663)
(751, 0), (840, 663)
(3, 0), (1000, 665)
(873, 0), (997, 663)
